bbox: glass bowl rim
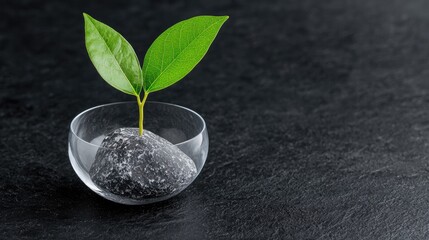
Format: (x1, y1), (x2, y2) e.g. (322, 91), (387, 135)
(70, 101), (207, 150)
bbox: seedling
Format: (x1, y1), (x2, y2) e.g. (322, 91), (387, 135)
(83, 13), (228, 136)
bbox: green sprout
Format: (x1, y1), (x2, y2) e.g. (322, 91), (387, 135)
(83, 13), (228, 136)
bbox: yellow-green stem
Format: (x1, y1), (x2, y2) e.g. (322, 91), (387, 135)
(137, 92), (149, 136)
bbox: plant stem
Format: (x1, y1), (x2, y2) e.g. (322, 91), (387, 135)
(137, 92), (149, 136)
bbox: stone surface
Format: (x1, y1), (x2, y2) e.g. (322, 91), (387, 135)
(89, 128), (197, 200)
(3, 0), (429, 239)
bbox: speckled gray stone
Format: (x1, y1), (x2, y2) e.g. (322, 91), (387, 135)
(89, 128), (197, 200)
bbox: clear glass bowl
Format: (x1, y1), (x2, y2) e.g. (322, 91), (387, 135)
(68, 101), (209, 205)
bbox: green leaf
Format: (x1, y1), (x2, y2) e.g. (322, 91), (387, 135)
(142, 15), (228, 93)
(83, 13), (143, 96)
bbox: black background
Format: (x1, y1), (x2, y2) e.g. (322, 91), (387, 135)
(2, 0), (429, 239)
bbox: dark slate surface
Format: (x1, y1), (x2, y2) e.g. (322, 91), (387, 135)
(2, 0), (429, 239)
